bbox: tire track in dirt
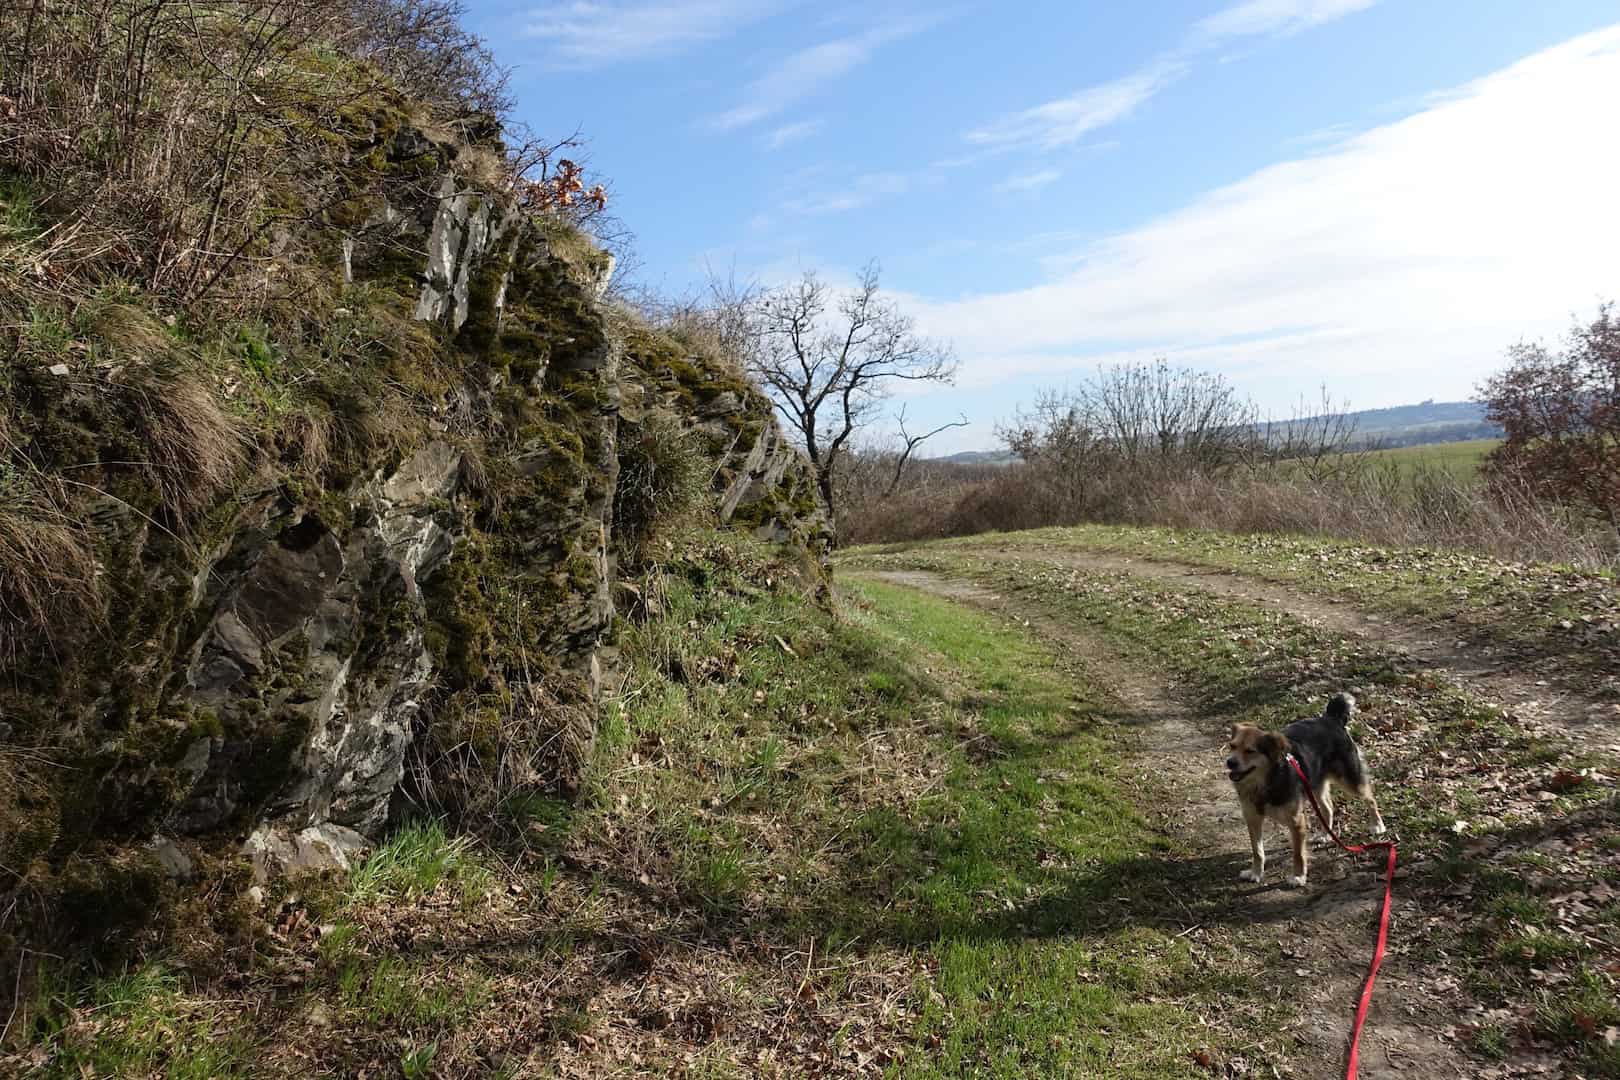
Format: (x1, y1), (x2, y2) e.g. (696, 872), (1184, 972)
(852, 568), (1471, 1079)
(958, 543), (1620, 753)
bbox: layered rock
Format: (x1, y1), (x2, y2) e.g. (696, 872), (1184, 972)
(0, 121), (826, 954)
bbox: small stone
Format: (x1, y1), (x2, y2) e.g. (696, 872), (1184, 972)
(150, 835), (194, 880)
(47, 363), (69, 376)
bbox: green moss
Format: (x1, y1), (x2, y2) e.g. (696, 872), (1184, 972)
(56, 850), (169, 952)
(424, 537), (499, 691)
(237, 712), (312, 813)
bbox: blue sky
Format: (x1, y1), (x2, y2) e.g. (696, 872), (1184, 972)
(468, 1), (1620, 453)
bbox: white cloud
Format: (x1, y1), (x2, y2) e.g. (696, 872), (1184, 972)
(1195, 0), (1379, 41)
(993, 168), (1062, 194)
(520, 1), (782, 68)
(709, 14), (941, 131)
(964, 0), (1378, 152)
(966, 62), (1185, 150)
(762, 119), (824, 150)
(910, 26), (1620, 402)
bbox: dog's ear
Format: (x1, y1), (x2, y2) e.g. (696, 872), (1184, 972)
(1258, 732), (1291, 762)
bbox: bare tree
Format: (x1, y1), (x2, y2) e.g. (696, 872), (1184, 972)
(1257, 387), (1376, 484)
(886, 406), (969, 496)
(1082, 359), (1259, 471)
(745, 262), (956, 519)
(1001, 360), (1259, 475)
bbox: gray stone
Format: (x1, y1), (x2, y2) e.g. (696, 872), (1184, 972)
(172, 443), (466, 869)
(381, 441), (461, 504)
(243, 823), (369, 882)
(412, 176), (515, 331)
(150, 835), (194, 880)
(697, 391), (741, 418)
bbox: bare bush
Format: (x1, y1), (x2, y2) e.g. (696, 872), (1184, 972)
(1255, 388), (1378, 484)
(847, 358), (1615, 568)
(340, 0), (512, 118)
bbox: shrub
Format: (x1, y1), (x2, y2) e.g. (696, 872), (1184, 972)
(613, 411), (709, 564)
(1481, 303), (1620, 533)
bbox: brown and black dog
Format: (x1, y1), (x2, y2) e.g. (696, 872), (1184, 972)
(1224, 692), (1386, 888)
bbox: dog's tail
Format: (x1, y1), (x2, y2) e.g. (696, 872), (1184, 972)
(1324, 691), (1356, 726)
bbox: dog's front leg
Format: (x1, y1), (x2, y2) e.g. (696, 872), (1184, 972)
(1239, 807), (1265, 882)
(1285, 813), (1308, 887)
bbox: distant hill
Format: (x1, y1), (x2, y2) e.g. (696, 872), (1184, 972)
(936, 449), (1020, 467)
(1286, 400), (1502, 448)
(939, 401), (1501, 461)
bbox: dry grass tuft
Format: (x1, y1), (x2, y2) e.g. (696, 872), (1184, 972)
(115, 363), (249, 520)
(413, 666), (598, 829)
(0, 471), (103, 662)
(274, 405), (336, 481)
(84, 300), (173, 361)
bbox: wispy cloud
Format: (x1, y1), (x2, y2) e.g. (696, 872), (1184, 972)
(709, 13), (943, 131)
(964, 0), (1379, 152)
(911, 26), (1620, 400)
(966, 61), (1185, 150)
(762, 119), (824, 150)
(519, 1), (784, 69)
(1194, 0), (1380, 41)
(993, 168), (1062, 194)
(783, 171), (913, 215)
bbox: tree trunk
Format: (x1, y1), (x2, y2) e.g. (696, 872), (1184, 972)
(817, 468), (837, 536)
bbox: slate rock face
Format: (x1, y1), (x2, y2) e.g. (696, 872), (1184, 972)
(413, 175), (517, 331)
(166, 443), (462, 872)
(0, 139), (829, 901)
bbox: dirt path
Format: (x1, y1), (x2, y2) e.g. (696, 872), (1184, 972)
(854, 569), (1471, 1079)
(957, 543), (1620, 753)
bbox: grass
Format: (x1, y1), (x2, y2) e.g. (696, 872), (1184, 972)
(842, 541), (1620, 1076)
(344, 818), (490, 906)
(25, 966), (250, 1079)
(905, 520), (1620, 694)
(28, 523), (1615, 1076)
(844, 579), (1285, 1077)
(1362, 438), (1500, 478)
(22, 523), (1618, 1075)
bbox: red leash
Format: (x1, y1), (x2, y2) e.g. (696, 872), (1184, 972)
(1286, 754), (1397, 1080)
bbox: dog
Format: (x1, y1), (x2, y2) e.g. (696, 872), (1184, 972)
(1224, 692), (1386, 888)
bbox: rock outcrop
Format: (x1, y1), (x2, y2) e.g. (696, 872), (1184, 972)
(0, 117), (828, 962)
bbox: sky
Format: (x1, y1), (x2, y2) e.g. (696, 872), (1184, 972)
(467, 1), (1620, 454)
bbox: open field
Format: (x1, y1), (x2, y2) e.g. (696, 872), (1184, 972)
(1361, 438), (1502, 478)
